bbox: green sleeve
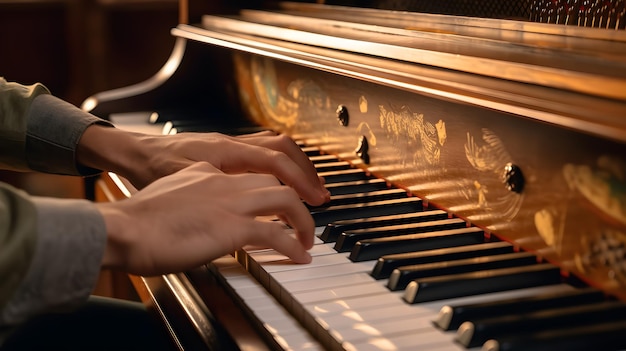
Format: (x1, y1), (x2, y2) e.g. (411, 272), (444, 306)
(0, 77), (113, 175)
(0, 77), (50, 172)
(0, 183), (37, 310)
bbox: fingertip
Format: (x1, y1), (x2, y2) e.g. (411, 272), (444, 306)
(294, 251), (312, 264)
(317, 176), (330, 202)
(321, 188), (331, 202)
(314, 189), (331, 206)
(302, 185), (330, 207)
(304, 235), (314, 250)
(318, 175), (326, 185)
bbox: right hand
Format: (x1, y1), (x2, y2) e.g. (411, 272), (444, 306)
(96, 162), (315, 276)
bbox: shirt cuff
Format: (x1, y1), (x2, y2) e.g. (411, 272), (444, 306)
(26, 94), (113, 176)
(0, 197), (106, 326)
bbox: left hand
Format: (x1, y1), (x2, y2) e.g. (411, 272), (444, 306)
(77, 126), (330, 206)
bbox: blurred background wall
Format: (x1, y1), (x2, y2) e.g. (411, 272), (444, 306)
(0, 0), (179, 198)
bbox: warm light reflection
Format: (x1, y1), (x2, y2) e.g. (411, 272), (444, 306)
(336, 301), (351, 309)
(343, 342), (359, 351)
(160, 54), (179, 77)
(273, 334), (289, 349)
(81, 97), (97, 112)
(342, 310), (364, 322)
(325, 336), (399, 350)
(313, 305), (329, 313)
(354, 323), (382, 337)
(447, 203), (481, 213)
(263, 323), (278, 335)
(369, 337), (399, 350)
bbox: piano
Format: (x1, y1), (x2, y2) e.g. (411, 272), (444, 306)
(84, 1), (626, 350)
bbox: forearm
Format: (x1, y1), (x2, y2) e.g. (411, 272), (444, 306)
(76, 125), (193, 190)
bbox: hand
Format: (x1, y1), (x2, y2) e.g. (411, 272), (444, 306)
(77, 126), (329, 206)
(97, 162), (314, 276)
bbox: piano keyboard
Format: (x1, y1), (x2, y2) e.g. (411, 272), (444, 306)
(158, 122), (626, 351)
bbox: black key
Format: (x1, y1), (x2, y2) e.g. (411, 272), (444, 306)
(300, 146), (321, 157)
(320, 209), (448, 243)
(435, 286), (605, 331)
(403, 263), (563, 304)
(481, 320), (626, 351)
(324, 179), (388, 196)
(147, 110), (207, 124)
(370, 241), (514, 279)
(335, 218), (468, 252)
(350, 226), (486, 262)
(221, 126), (270, 136)
(166, 121), (266, 135)
(457, 301), (626, 348)
(169, 124), (224, 134)
(162, 120), (207, 134)
(318, 168), (371, 183)
(310, 197), (423, 227)
(309, 154), (340, 164)
(388, 251), (538, 291)
(307, 188), (408, 211)
(314, 161), (352, 173)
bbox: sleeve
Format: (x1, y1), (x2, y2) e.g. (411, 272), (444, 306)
(0, 77), (113, 175)
(0, 79), (110, 327)
(0, 184), (37, 313)
(0, 182), (107, 328)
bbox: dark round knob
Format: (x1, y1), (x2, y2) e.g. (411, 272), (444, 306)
(502, 163), (524, 193)
(336, 105), (349, 126)
(355, 135), (370, 164)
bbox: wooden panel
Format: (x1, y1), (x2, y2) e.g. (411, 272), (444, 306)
(0, 0), (179, 105)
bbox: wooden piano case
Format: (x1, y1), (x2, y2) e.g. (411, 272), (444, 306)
(90, 1), (626, 350)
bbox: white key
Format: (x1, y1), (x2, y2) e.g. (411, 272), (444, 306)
(222, 223), (583, 351)
(343, 330), (468, 351)
(327, 315), (441, 345)
(300, 282), (577, 349)
(293, 281), (390, 305)
(260, 253), (355, 274)
(210, 256), (325, 350)
(316, 302), (429, 329)
(282, 272), (377, 294)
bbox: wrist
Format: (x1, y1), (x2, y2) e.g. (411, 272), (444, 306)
(96, 201), (131, 270)
(76, 125), (149, 179)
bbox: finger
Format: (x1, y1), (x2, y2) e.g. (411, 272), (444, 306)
(238, 134), (321, 186)
(235, 130), (277, 138)
(219, 141), (329, 206)
(220, 173), (282, 193)
(175, 163), (282, 197)
(318, 175), (326, 186)
(228, 186), (315, 249)
(242, 218), (312, 264)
